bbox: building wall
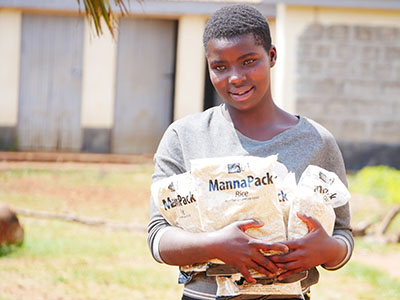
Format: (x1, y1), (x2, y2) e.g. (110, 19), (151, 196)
(275, 5), (400, 169)
(18, 13), (84, 151)
(297, 23), (400, 144)
(174, 15), (207, 120)
(0, 8), (178, 154)
(112, 17), (177, 154)
(1, 2), (400, 169)
(81, 19), (117, 153)
(0, 9), (21, 150)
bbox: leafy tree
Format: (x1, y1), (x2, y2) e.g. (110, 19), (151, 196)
(77, 0), (130, 37)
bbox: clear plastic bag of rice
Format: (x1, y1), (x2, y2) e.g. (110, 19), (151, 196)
(287, 165), (351, 240)
(190, 155), (286, 247)
(151, 173), (222, 273)
(151, 172), (202, 233)
(190, 155), (292, 294)
(151, 173), (216, 273)
(216, 274), (304, 299)
(272, 161), (298, 239)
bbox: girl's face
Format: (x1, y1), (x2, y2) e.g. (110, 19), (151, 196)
(206, 33), (276, 112)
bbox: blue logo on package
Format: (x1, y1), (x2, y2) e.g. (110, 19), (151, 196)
(228, 163), (241, 174)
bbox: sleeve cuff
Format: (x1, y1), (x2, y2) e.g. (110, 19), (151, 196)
(153, 226), (173, 263)
(322, 235), (352, 270)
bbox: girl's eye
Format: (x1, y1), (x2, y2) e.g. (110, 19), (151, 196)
(243, 59), (255, 65)
(215, 65), (226, 71)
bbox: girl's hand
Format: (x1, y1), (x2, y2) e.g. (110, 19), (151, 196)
(269, 213), (346, 280)
(209, 219), (289, 283)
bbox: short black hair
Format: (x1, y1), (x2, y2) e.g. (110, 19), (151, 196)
(203, 5), (272, 55)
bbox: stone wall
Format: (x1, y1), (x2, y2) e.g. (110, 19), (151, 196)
(296, 23), (400, 170)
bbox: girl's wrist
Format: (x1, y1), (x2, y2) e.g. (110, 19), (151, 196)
(204, 230), (222, 260)
(322, 236), (347, 268)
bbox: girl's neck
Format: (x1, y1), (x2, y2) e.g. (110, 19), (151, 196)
(222, 101), (298, 141)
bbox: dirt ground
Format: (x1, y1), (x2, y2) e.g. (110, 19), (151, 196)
(0, 159), (153, 226)
(0, 160), (152, 172)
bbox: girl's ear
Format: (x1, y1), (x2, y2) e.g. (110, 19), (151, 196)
(269, 45), (277, 67)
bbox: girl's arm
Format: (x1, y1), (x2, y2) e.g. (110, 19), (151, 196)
(159, 219), (289, 283)
(269, 214), (348, 280)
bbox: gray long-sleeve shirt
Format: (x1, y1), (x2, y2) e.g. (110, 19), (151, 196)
(147, 105), (353, 300)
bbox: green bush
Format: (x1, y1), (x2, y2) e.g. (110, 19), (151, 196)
(348, 166), (400, 204)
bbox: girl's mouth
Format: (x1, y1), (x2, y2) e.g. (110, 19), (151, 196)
(228, 87), (254, 101)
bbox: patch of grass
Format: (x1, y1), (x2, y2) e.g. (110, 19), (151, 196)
(0, 218), (182, 299)
(348, 166), (400, 204)
(6, 219), (147, 259)
(0, 244), (21, 257)
(353, 237), (400, 256)
(314, 261), (400, 300)
(344, 262), (400, 299)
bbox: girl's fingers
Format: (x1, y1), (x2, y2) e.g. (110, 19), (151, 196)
(247, 260), (275, 278)
(251, 253), (280, 274)
(277, 267), (304, 280)
(235, 265), (256, 284)
(259, 243), (289, 255)
(275, 260), (302, 272)
(236, 219), (264, 232)
(296, 213), (321, 232)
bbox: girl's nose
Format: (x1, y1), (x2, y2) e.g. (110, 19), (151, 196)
(228, 68), (246, 85)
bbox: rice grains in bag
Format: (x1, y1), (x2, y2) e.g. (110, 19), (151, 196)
(272, 161), (297, 239)
(191, 155), (303, 297)
(287, 165), (351, 240)
(151, 172), (202, 233)
(151, 173), (221, 273)
(190, 155), (286, 245)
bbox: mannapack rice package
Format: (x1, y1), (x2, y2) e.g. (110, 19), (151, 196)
(190, 155), (302, 298)
(150, 172), (202, 233)
(190, 155), (286, 244)
(151, 157), (351, 299)
(287, 165), (351, 240)
(151, 172), (222, 272)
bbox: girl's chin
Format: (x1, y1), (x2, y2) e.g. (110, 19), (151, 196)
(225, 101), (258, 112)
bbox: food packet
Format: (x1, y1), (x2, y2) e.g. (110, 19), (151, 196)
(190, 155), (286, 245)
(272, 162), (297, 239)
(287, 165), (351, 240)
(151, 172), (216, 273)
(191, 155), (301, 296)
(216, 274), (304, 299)
(151, 172), (202, 233)
(212, 162), (304, 299)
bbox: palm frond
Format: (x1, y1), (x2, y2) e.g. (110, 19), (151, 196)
(77, 0), (130, 37)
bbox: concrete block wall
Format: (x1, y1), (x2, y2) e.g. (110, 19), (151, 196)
(297, 23), (400, 147)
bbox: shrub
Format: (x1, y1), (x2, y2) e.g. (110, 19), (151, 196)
(349, 166), (400, 204)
